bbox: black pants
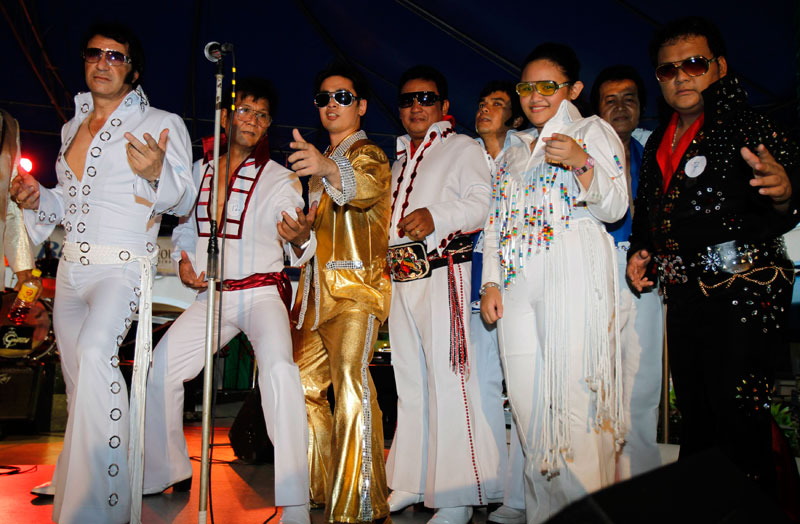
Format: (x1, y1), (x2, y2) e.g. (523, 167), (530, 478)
(665, 265), (793, 489)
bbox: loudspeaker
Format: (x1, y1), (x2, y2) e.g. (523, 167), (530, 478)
(0, 360), (55, 432)
(545, 448), (791, 524)
(228, 385), (273, 464)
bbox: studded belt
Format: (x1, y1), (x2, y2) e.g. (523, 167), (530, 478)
(61, 241), (158, 266)
(388, 234), (473, 283)
(654, 237), (789, 286)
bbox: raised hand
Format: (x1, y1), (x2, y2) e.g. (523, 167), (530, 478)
(124, 128), (169, 182)
(542, 132), (589, 170)
(10, 172), (41, 209)
(288, 129), (337, 179)
(278, 201), (318, 250)
(742, 144), (792, 205)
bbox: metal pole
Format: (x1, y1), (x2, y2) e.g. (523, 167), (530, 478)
(198, 62), (224, 524)
(661, 304), (669, 444)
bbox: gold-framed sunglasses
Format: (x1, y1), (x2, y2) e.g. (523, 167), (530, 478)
(515, 80), (573, 97)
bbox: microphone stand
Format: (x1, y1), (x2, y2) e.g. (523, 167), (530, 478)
(198, 56), (224, 524)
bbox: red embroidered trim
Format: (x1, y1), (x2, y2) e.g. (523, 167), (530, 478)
(460, 373), (483, 504)
(391, 127), (455, 227)
(448, 258), (469, 375)
(196, 159), (267, 240)
(449, 262), (482, 504)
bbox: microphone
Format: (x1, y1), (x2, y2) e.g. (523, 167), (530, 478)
(204, 41), (234, 63)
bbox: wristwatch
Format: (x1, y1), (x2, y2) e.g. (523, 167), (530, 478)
(573, 156), (595, 176)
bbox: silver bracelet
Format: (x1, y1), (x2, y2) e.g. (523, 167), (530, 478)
(479, 282), (500, 296)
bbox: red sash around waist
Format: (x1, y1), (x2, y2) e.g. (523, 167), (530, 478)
(215, 271), (292, 313)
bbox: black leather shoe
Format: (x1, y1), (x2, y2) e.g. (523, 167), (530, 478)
(144, 477), (191, 496)
(171, 477), (192, 492)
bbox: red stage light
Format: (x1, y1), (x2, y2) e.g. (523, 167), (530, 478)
(19, 157), (33, 173)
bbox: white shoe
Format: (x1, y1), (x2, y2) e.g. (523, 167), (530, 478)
(279, 503), (311, 524)
(487, 505), (525, 524)
(427, 506), (473, 524)
(31, 481), (55, 497)
(388, 490), (424, 512)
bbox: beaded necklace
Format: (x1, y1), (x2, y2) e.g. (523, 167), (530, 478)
(391, 127), (454, 221)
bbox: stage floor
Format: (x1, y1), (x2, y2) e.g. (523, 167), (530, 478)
(0, 420), (508, 524)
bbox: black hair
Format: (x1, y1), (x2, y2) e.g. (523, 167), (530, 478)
(649, 16), (727, 66)
(223, 77), (278, 118)
(313, 60), (371, 101)
(521, 43), (580, 83)
(398, 65), (448, 101)
(478, 80), (526, 130)
(81, 22), (144, 88)
(590, 65), (647, 115)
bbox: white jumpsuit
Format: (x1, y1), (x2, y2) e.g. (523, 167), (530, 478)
(610, 131), (664, 480)
(142, 156), (311, 505)
(23, 87), (195, 524)
(386, 120), (504, 508)
(482, 101), (628, 523)
(474, 135), (526, 511)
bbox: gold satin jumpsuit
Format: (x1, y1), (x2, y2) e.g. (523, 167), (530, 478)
(293, 131), (392, 523)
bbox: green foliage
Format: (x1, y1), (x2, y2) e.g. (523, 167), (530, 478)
(772, 402), (800, 457)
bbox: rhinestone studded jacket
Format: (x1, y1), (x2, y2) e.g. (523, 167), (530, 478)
(629, 75), (800, 264)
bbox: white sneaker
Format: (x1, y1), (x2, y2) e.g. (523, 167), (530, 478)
(388, 490), (424, 512)
(31, 481), (55, 497)
(487, 505), (525, 524)
(427, 506), (473, 524)
(279, 503), (311, 524)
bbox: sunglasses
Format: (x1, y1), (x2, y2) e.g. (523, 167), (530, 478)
(314, 89), (360, 108)
(235, 106), (270, 125)
(515, 81), (573, 97)
(83, 47), (132, 66)
(398, 91), (441, 108)
(655, 56), (718, 82)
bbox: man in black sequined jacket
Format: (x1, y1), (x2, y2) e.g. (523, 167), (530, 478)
(627, 16), (800, 515)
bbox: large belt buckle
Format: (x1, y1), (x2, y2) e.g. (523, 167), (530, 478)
(698, 239), (778, 275)
(388, 242), (430, 282)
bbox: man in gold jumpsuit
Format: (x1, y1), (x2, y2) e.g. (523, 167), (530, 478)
(279, 61), (392, 523)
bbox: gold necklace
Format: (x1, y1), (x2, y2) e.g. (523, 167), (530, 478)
(86, 112), (96, 139)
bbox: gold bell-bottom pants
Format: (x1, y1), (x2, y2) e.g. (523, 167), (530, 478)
(293, 309), (389, 523)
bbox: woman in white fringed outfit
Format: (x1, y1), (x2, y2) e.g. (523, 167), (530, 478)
(480, 43), (629, 524)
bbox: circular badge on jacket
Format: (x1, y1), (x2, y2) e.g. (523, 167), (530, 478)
(685, 155), (707, 178)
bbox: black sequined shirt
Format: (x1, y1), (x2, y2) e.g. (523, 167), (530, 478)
(629, 75), (800, 260)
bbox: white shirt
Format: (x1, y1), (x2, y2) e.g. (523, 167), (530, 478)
(173, 157), (310, 280)
(391, 120), (491, 253)
(24, 87), (195, 255)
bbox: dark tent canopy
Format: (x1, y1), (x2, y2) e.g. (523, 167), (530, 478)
(3, 0), (798, 186)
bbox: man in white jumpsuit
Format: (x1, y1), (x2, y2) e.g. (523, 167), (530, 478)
(11, 23), (195, 524)
(590, 65), (664, 480)
(385, 65), (503, 524)
(474, 81), (526, 524)
(142, 77), (311, 524)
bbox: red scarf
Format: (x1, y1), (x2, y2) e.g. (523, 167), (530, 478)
(656, 112), (704, 192)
